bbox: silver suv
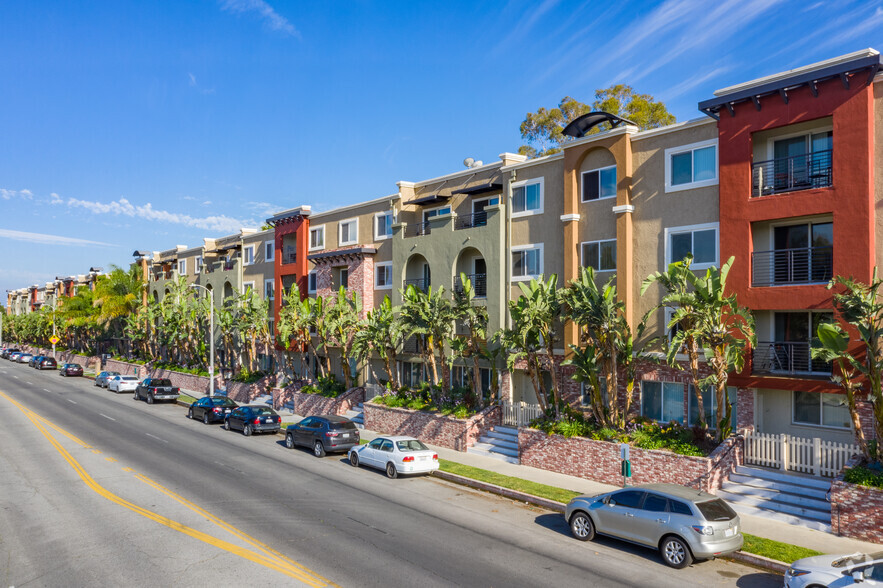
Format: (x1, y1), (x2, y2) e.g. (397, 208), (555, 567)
(565, 483), (743, 568)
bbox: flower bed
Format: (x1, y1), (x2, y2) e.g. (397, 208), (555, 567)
(363, 402), (501, 452)
(830, 461), (883, 543)
(518, 428), (741, 493)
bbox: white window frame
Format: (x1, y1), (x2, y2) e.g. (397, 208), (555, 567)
(338, 218), (358, 247)
(640, 380), (685, 424)
(510, 177), (544, 218)
(309, 225), (325, 251)
(422, 205), (451, 221)
(664, 138), (719, 193)
(664, 222), (719, 270)
(178, 259), (186, 275)
(243, 245), (255, 266)
(265, 240), (275, 263)
(510, 243), (544, 282)
(791, 390), (851, 430)
(307, 271), (317, 294)
(374, 212), (394, 240)
(194, 256), (202, 274)
(264, 279), (274, 301)
(580, 239), (617, 272)
(761, 125), (833, 161)
(375, 261), (393, 289)
(581, 165), (617, 202)
(243, 281), (255, 295)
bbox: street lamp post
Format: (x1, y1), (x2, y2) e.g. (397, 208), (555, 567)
(190, 284), (214, 397)
(52, 296), (57, 359)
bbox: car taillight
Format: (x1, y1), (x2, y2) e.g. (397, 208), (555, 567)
(692, 525), (714, 536)
(402, 456), (415, 462)
(213, 408), (221, 413)
(325, 431), (339, 437)
(432, 454), (438, 460)
(254, 418), (261, 424)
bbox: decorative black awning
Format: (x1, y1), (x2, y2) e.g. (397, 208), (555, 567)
(404, 194), (452, 206)
(451, 182), (503, 196)
(562, 111), (638, 138)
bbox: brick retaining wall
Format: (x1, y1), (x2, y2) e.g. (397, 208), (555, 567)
(285, 387), (366, 417)
(364, 403), (501, 452)
(830, 462), (883, 543)
(518, 428), (741, 493)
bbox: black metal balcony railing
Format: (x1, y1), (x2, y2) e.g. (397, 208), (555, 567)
(751, 246), (832, 287)
(223, 261), (236, 271)
(403, 278), (429, 292)
(282, 250), (297, 265)
(454, 211), (488, 230)
(404, 222), (431, 238)
(454, 273), (487, 297)
(203, 263), (215, 273)
(751, 149), (832, 197)
(753, 341), (832, 375)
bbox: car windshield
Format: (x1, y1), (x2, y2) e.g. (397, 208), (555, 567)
(212, 398), (236, 407)
(107, 372), (120, 376)
(696, 498), (737, 521)
(252, 407), (276, 415)
(396, 439), (429, 452)
(832, 552), (883, 568)
(152, 379), (172, 386)
(330, 421), (357, 431)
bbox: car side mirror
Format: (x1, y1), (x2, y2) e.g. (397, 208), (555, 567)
(852, 570), (864, 583)
(608, 499), (616, 507)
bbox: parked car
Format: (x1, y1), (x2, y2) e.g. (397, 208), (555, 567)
(224, 405), (281, 436)
(1, 348), (19, 359)
(188, 396), (239, 424)
(29, 355), (44, 367)
(17, 353), (33, 364)
(134, 378), (179, 404)
(785, 551), (883, 587)
(37, 357), (57, 370)
(8, 352), (23, 361)
(59, 363), (83, 376)
(348, 436), (439, 479)
(95, 371), (121, 387)
(565, 483), (742, 569)
(108, 375), (140, 393)
(285, 415), (360, 457)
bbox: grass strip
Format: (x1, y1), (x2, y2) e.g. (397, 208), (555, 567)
(178, 394), (198, 405)
(437, 457), (823, 563)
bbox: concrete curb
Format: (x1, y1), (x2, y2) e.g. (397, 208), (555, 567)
(430, 469), (789, 575)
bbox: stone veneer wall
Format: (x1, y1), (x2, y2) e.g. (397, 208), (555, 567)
(287, 387), (366, 417)
(105, 358), (148, 378)
(364, 403), (502, 452)
(830, 458), (883, 543)
(518, 428), (742, 493)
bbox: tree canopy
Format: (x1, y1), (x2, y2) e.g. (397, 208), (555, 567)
(518, 85), (676, 158)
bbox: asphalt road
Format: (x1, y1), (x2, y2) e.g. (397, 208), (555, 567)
(0, 360), (783, 587)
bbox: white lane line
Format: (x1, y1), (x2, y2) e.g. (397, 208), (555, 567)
(99, 413), (116, 421)
(145, 433), (168, 444)
(43, 389), (50, 392)
(66, 398), (77, 404)
(13, 375), (18, 379)
(27, 381), (34, 385)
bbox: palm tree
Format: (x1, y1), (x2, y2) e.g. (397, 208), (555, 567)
(400, 285), (457, 394)
(306, 295), (332, 377)
(451, 273), (490, 406)
(93, 265), (142, 344)
(276, 284), (314, 381)
(353, 295), (403, 391)
(326, 287), (363, 389)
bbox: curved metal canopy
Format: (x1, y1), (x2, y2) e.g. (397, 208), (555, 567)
(561, 111), (637, 138)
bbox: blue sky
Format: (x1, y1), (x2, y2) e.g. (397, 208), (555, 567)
(2, 0), (882, 298)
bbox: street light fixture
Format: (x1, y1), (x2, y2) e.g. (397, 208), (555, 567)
(190, 284), (215, 397)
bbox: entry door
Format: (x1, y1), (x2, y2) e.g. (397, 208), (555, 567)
(473, 258), (487, 296)
(422, 263), (431, 288)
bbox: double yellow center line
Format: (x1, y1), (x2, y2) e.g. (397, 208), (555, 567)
(0, 389), (337, 587)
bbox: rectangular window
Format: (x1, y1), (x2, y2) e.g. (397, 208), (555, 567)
(398, 361), (426, 388)
(641, 380), (685, 424)
(580, 381), (608, 408)
(793, 391), (851, 428)
(243, 281), (255, 295)
(375, 262), (393, 289)
(308, 271), (317, 293)
(375, 212), (393, 240)
(581, 166), (617, 202)
(665, 140), (718, 192)
(195, 256), (202, 273)
(511, 244), (543, 281)
(339, 219), (358, 246)
(339, 268), (349, 289)
(665, 223), (718, 268)
(309, 226), (325, 251)
(265, 240), (274, 262)
(243, 246), (254, 265)
(580, 239), (616, 271)
(178, 260), (186, 275)
(511, 179), (543, 217)
(688, 385), (738, 429)
(264, 279), (274, 301)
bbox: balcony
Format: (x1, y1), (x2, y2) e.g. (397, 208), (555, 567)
(223, 260), (237, 271)
(282, 250), (297, 265)
(751, 246), (832, 287)
(403, 278), (429, 293)
(404, 222), (431, 238)
(454, 212), (488, 231)
(454, 273), (487, 297)
(752, 341), (832, 376)
(751, 149), (832, 197)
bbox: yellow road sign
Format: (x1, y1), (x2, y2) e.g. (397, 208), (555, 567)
(49, 335), (60, 345)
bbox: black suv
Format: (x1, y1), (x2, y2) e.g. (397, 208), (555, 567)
(285, 415), (360, 457)
(134, 378), (180, 404)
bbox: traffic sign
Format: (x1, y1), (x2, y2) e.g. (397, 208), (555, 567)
(49, 335), (60, 345)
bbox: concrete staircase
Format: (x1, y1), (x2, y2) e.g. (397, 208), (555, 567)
(717, 465), (832, 532)
(344, 402), (365, 429)
(467, 425), (520, 464)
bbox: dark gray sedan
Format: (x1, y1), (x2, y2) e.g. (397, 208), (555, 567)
(285, 415), (360, 457)
(188, 396), (239, 424)
(224, 406), (280, 436)
(95, 371), (121, 387)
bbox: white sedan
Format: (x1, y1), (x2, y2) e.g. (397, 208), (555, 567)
(108, 375), (141, 394)
(348, 436), (439, 479)
(786, 551), (883, 587)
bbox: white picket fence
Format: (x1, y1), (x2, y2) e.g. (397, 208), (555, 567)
(501, 401), (543, 427)
(744, 431), (859, 478)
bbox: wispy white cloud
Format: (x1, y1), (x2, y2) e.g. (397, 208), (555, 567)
(50, 192), (63, 204)
(65, 196), (257, 233)
(220, 0), (299, 37)
(658, 66), (734, 101)
(0, 228), (112, 247)
(187, 72), (215, 95)
(246, 201), (284, 216)
(1, 188), (33, 200)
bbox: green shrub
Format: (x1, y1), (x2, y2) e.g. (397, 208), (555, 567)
(300, 376), (346, 398)
(843, 464), (883, 489)
(232, 370), (266, 384)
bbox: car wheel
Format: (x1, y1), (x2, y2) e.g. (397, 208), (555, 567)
(203, 413), (210, 425)
(224, 419), (231, 431)
(243, 424), (253, 437)
(660, 536), (693, 569)
(386, 462), (398, 479)
(147, 394), (154, 405)
(133, 391), (139, 401)
(313, 441), (326, 458)
(349, 452), (359, 467)
(187, 408), (193, 419)
(285, 433), (295, 449)
(569, 512), (595, 541)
